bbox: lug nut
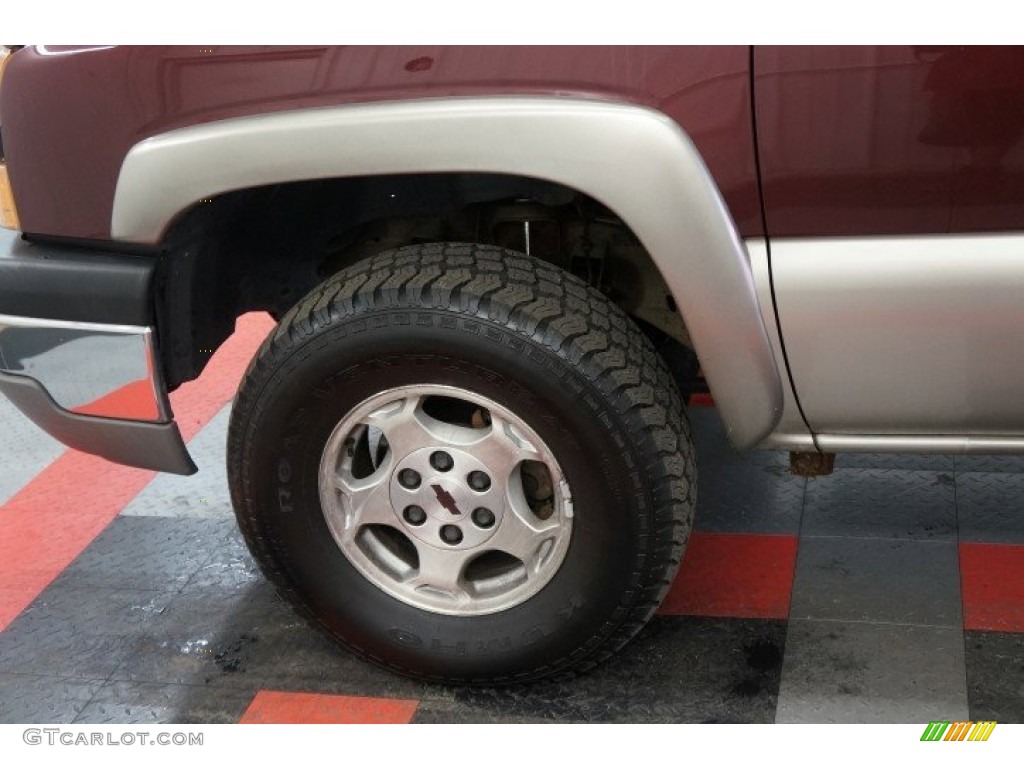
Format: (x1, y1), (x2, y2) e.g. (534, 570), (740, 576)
(467, 471), (491, 492)
(398, 468), (421, 489)
(403, 505), (426, 526)
(471, 507), (495, 529)
(430, 451), (454, 472)
(440, 525), (463, 545)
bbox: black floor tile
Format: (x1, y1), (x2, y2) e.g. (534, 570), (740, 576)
(179, 528), (263, 593)
(111, 581), (431, 701)
(0, 585), (173, 679)
(0, 673), (104, 723)
(956, 455), (1024, 473)
(54, 517), (234, 592)
(415, 617), (787, 723)
(694, 466), (805, 534)
(802, 469), (956, 540)
(956, 473), (1024, 544)
(835, 454), (955, 471)
(965, 631), (1024, 723)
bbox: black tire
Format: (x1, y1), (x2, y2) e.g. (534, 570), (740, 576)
(226, 243), (696, 684)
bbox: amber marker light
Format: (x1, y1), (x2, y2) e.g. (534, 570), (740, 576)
(0, 45), (20, 230)
(0, 45), (11, 83)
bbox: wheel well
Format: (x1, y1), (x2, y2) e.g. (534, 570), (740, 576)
(154, 172), (692, 390)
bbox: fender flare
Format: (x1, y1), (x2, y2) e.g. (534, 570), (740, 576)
(112, 96), (782, 449)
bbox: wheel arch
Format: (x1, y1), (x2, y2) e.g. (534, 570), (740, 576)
(113, 96), (782, 449)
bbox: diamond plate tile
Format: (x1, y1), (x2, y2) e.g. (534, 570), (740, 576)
(180, 528), (263, 593)
(112, 582), (430, 701)
(802, 469), (956, 540)
(955, 454), (1024, 473)
(777, 619), (968, 723)
(0, 395), (64, 506)
(956, 473), (1024, 543)
(420, 617), (786, 723)
(834, 453), (955, 471)
(789, 537), (962, 626)
(0, 585), (173, 679)
(121, 406), (233, 519)
(964, 631), (1024, 722)
(694, 467), (805, 534)
(73, 680), (255, 724)
(53, 516), (234, 592)
(0, 673), (104, 724)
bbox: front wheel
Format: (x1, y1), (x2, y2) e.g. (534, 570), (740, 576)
(227, 243), (696, 684)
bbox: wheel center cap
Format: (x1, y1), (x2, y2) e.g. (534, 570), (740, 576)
(431, 482), (464, 516)
(389, 446), (504, 550)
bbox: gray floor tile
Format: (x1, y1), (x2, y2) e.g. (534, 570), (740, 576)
(790, 537), (962, 626)
(73, 681), (255, 724)
(689, 407), (803, 534)
(956, 473), (1024, 543)
(777, 619), (968, 723)
(0, 586), (173, 679)
(965, 631), (1024, 723)
(428, 617), (786, 723)
(0, 673), (105, 724)
(802, 469), (956, 540)
(121, 407), (233, 519)
(0, 396), (64, 506)
(54, 516), (234, 592)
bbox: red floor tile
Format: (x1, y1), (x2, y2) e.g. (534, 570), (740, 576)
(0, 313), (274, 631)
(961, 542), (1024, 632)
(688, 393), (715, 407)
(659, 532), (799, 619)
(240, 691), (419, 724)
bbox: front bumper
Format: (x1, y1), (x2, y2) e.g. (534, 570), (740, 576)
(0, 233), (196, 474)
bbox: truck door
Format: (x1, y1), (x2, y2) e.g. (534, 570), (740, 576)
(755, 46), (1024, 437)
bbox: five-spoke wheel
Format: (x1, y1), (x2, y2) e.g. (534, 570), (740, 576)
(319, 385), (572, 615)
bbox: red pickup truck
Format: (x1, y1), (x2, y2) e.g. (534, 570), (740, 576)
(1, 45), (1022, 684)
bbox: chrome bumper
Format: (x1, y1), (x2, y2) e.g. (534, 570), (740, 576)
(0, 233), (196, 475)
(0, 314), (167, 421)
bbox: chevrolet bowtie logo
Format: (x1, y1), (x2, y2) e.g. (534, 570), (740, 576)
(431, 484), (462, 516)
